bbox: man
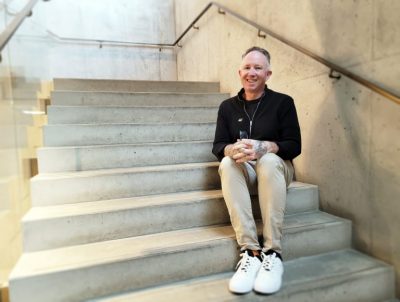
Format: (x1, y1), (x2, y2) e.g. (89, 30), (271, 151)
(212, 46), (301, 294)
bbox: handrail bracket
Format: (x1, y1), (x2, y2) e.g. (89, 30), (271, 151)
(258, 30), (266, 39)
(329, 69), (342, 80)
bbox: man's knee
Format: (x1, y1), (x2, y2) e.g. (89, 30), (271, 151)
(257, 153), (284, 176)
(218, 156), (236, 174)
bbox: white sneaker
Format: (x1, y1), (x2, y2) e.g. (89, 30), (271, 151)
(229, 250), (262, 294)
(253, 251), (284, 294)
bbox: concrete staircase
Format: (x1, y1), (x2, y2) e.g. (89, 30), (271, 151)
(8, 79), (396, 302)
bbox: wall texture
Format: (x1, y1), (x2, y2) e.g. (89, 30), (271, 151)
(10, 0), (177, 80)
(175, 0), (400, 296)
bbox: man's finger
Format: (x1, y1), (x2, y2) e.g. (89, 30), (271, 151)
(232, 142), (247, 149)
(232, 152), (246, 160)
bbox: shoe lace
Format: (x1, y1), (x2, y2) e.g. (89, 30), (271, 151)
(261, 253), (276, 271)
(235, 252), (252, 273)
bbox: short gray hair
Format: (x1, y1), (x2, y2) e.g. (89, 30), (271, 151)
(242, 46), (271, 65)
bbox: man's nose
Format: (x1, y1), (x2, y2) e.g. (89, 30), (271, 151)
(248, 68), (257, 75)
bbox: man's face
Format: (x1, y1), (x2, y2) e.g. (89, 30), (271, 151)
(238, 51), (271, 95)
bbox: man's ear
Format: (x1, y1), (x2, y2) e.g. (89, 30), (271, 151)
(266, 70), (272, 80)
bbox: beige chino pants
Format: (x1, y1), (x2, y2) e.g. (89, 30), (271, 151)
(218, 153), (294, 253)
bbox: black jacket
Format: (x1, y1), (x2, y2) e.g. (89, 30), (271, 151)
(212, 86), (301, 161)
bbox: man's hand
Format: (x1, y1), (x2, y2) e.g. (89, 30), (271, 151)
(224, 141), (249, 161)
(225, 139), (279, 163)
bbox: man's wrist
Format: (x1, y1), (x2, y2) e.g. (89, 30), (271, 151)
(264, 141), (279, 154)
(254, 141), (267, 157)
(257, 141), (279, 155)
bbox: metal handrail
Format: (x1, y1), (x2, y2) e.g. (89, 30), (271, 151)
(44, 30), (175, 49)
(0, 0), (40, 52)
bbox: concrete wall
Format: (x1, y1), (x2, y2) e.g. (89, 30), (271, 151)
(175, 0), (400, 296)
(9, 0), (177, 80)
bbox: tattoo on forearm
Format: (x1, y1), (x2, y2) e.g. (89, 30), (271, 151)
(254, 141), (268, 157)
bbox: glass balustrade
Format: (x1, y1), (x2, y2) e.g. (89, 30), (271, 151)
(0, 0), (50, 285)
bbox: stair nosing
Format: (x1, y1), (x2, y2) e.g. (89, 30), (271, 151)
(52, 90), (227, 96)
(48, 105), (220, 109)
(32, 161), (220, 180)
(23, 189), (224, 221)
(44, 121), (216, 126)
(37, 140), (214, 151)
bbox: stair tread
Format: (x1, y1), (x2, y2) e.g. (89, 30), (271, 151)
(38, 140), (213, 151)
(24, 189), (224, 220)
(48, 105), (220, 108)
(53, 79), (222, 93)
(51, 91), (228, 98)
(54, 79), (220, 85)
(32, 161), (220, 180)
(96, 249), (392, 302)
(45, 121), (215, 126)
(12, 211), (347, 278)
(24, 182), (316, 220)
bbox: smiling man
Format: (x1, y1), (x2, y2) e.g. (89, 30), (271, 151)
(212, 46), (301, 295)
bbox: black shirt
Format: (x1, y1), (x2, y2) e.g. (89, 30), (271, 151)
(212, 86), (301, 161)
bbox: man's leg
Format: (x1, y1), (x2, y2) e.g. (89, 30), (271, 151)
(254, 153), (293, 294)
(219, 156), (261, 294)
(218, 156), (260, 251)
(256, 153), (294, 254)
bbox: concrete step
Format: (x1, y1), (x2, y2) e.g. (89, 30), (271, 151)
(43, 122), (215, 146)
(95, 249), (395, 302)
(31, 162), (221, 206)
(51, 91), (228, 107)
(47, 105), (218, 124)
(53, 79), (221, 93)
(23, 182), (318, 251)
(37, 141), (215, 173)
(9, 211), (351, 302)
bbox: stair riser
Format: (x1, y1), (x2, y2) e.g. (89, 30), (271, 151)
(37, 142), (215, 173)
(51, 91), (227, 107)
(275, 268), (395, 302)
(47, 106), (218, 124)
(53, 79), (221, 93)
(23, 186), (319, 251)
(23, 197), (229, 252)
(10, 220), (351, 302)
(43, 123), (215, 146)
(31, 165), (220, 206)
